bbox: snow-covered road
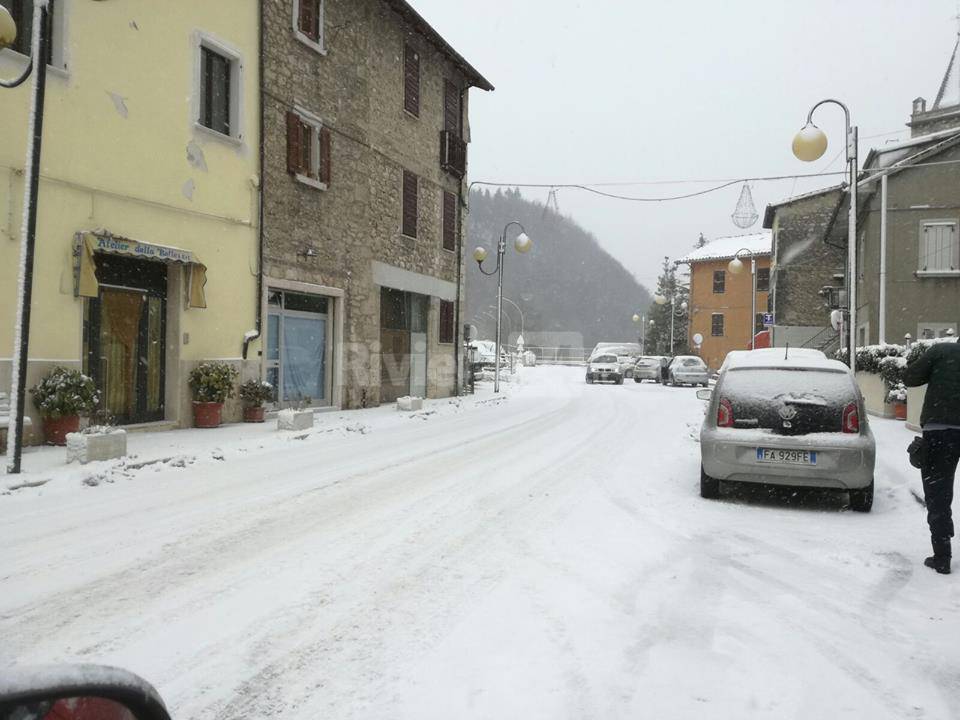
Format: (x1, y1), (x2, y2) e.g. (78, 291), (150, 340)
(2, 366), (958, 719)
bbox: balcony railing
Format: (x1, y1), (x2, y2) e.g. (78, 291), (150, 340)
(440, 130), (467, 178)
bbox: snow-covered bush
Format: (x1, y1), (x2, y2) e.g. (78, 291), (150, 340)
(29, 367), (99, 419)
(189, 362), (239, 403)
(239, 379), (273, 408)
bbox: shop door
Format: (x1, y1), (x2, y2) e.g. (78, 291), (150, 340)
(380, 287), (411, 404)
(86, 255), (166, 424)
(265, 291), (330, 407)
(409, 295), (428, 399)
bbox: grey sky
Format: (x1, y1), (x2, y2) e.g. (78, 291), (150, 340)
(409, 0), (960, 289)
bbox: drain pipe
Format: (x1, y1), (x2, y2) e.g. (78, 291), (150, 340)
(453, 86), (468, 396)
(243, 0), (266, 362)
(878, 173), (888, 345)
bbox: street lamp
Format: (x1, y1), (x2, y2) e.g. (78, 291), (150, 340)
(3, 0), (53, 474)
(728, 248), (758, 350)
(474, 221), (532, 392)
(792, 99), (858, 373)
(633, 312), (646, 354)
(654, 293), (687, 355)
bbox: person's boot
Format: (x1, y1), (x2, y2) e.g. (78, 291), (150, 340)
(924, 537), (952, 575)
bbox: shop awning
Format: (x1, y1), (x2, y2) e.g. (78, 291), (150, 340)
(78, 232), (208, 308)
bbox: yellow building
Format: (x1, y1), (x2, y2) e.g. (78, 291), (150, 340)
(1, 0), (261, 436)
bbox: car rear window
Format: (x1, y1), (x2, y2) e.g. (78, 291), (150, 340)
(680, 358), (705, 368)
(719, 368), (856, 435)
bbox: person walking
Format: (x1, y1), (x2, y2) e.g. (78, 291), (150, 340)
(903, 339), (960, 575)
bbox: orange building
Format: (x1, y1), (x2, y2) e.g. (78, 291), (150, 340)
(677, 233), (772, 370)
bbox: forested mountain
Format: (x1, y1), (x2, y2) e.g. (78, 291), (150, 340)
(465, 188), (651, 351)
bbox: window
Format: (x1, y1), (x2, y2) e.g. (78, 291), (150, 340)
(755, 313), (765, 334)
(444, 80), (461, 134)
(439, 300), (455, 344)
(404, 44), (420, 117)
(294, 0), (323, 49)
(402, 170), (418, 238)
(266, 290), (331, 407)
(442, 191), (458, 251)
(713, 270), (725, 294)
(918, 322), (957, 340)
(196, 37), (241, 140)
(286, 109), (331, 187)
(919, 221), (959, 274)
(711, 313), (724, 337)
(756, 267), (770, 292)
(1, 0), (55, 65)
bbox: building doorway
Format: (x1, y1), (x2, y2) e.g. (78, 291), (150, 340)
(379, 288), (427, 404)
(265, 290), (331, 407)
(84, 254), (166, 424)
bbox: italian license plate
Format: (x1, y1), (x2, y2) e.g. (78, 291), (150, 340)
(755, 448), (817, 465)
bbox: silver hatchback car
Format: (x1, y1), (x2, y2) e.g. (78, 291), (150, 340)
(698, 353), (876, 511)
(667, 355), (710, 387)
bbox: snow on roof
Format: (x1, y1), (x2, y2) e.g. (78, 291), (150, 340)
(675, 231), (771, 265)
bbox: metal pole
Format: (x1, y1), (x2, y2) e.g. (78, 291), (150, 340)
(669, 297), (675, 353)
(750, 255), (757, 349)
(878, 173), (888, 345)
(493, 231), (505, 393)
(8, 0), (48, 474)
(848, 124), (858, 372)
(641, 314), (646, 355)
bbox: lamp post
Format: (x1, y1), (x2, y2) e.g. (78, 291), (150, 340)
(792, 99), (858, 373)
(632, 313), (646, 354)
(474, 221), (532, 392)
(727, 248), (758, 350)
(654, 293), (687, 355)
(2, 0), (51, 474)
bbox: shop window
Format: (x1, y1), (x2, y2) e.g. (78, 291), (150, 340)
(265, 290), (330, 406)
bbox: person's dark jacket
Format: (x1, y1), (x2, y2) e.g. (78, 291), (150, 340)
(903, 341), (960, 427)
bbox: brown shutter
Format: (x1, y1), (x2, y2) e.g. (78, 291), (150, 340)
(404, 44), (420, 117)
(442, 191), (457, 251)
(319, 127), (332, 185)
(299, 0), (319, 41)
(286, 111), (302, 175)
(443, 80), (461, 134)
(439, 301), (454, 343)
(402, 170), (418, 238)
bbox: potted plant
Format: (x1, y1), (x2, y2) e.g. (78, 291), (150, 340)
(29, 367), (99, 446)
(188, 361), (239, 428)
(239, 379), (273, 423)
(887, 383), (908, 420)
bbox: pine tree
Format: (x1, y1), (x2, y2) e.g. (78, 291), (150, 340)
(646, 256), (690, 356)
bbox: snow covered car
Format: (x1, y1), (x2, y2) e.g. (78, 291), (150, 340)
(633, 355), (667, 383)
(666, 355), (709, 386)
(698, 352), (876, 511)
(585, 353), (623, 384)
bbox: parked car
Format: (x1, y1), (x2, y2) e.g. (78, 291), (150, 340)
(697, 352), (875, 511)
(633, 355), (667, 383)
(585, 353), (623, 385)
(666, 356), (709, 386)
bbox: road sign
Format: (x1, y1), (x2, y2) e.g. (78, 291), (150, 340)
(762, 313), (774, 327)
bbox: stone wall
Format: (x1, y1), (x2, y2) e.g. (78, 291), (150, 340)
(767, 189), (847, 329)
(261, 0), (473, 408)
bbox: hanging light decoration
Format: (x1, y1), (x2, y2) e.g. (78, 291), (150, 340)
(731, 183), (759, 229)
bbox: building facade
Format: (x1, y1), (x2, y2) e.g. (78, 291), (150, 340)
(0, 0), (261, 437)
(676, 233), (771, 371)
(260, 0), (492, 409)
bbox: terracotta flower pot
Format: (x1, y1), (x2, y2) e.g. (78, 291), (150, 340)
(193, 401), (223, 428)
(43, 415), (80, 446)
(894, 402), (907, 421)
(243, 405), (265, 423)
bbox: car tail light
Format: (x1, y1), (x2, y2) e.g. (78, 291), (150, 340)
(717, 398), (734, 428)
(842, 403), (860, 433)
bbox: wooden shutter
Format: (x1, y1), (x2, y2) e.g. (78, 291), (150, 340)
(404, 44), (420, 117)
(319, 126), (332, 185)
(299, 0), (319, 41)
(444, 80), (461, 134)
(439, 301), (455, 344)
(286, 111), (303, 175)
(402, 170), (418, 238)
(442, 191), (457, 251)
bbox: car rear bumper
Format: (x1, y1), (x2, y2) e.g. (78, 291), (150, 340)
(672, 373), (709, 384)
(700, 429), (876, 490)
(634, 369), (660, 379)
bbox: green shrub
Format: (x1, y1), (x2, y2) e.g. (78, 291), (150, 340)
(29, 367), (99, 419)
(189, 362), (239, 404)
(239, 379), (273, 407)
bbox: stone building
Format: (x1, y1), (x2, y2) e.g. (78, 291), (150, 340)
(259, 0), (492, 409)
(762, 187), (847, 352)
(676, 233), (771, 371)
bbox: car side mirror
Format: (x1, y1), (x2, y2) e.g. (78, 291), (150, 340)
(0, 666), (172, 720)
(696, 388), (712, 401)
